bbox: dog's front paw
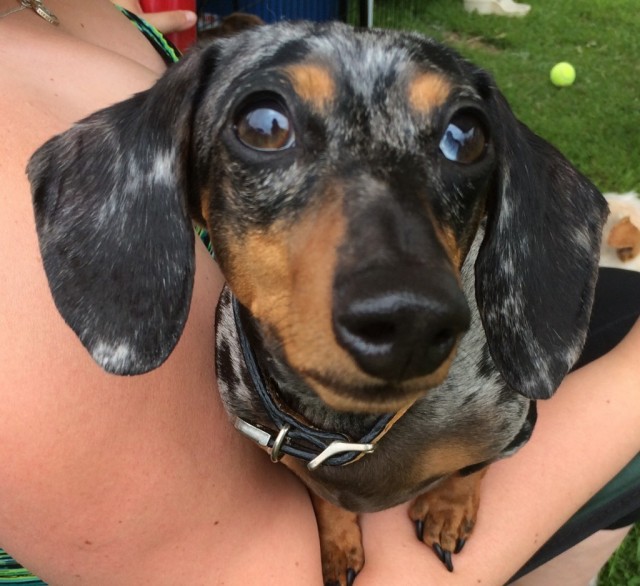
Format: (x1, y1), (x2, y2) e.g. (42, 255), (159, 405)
(312, 495), (364, 586)
(409, 470), (486, 572)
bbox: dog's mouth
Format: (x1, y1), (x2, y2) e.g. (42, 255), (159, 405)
(298, 364), (452, 413)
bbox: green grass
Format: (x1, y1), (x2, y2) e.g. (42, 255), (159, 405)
(600, 524), (640, 586)
(367, 1), (640, 582)
(369, 0), (640, 193)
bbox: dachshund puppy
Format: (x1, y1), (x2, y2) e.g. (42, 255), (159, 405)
(28, 21), (608, 585)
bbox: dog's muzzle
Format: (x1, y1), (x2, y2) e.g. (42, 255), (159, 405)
(229, 293), (410, 470)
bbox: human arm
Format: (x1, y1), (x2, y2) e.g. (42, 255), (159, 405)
(357, 318), (640, 585)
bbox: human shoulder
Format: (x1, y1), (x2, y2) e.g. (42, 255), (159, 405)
(0, 4), (164, 236)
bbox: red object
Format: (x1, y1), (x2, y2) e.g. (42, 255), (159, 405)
(139, 0), (197, 52)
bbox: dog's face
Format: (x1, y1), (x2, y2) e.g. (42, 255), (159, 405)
(28, 22), (608, 410)
(204, 27), (499, 412)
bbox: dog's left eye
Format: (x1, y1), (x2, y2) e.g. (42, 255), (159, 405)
(234, 99), (295, 152)
(439, 110), (488, 164)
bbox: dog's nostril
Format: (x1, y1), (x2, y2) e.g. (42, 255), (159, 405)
(351, 321), (396, 346)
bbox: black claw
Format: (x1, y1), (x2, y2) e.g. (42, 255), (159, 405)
(415, 520), (424, 541)
(443, 549), (454, 572)
(432, 542), (445, 562)
(455, 538), (466, 554)
(346, 568), (357, 586)
(432, 543), (454, 572)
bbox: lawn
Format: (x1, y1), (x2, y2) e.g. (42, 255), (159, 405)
(600, 524), (640, 586)
(368, 0), (640, 194)
(365, 1), (640, 583)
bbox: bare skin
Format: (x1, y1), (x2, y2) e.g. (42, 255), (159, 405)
(1, 2), (638, 584)
(115, 0), (197, 34)
(0, 3), (321, 585)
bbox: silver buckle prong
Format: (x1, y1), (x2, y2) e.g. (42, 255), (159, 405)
(307, 441), (375, 471)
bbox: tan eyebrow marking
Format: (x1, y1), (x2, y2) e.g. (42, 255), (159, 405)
(284, 64), (336, 111)
(408, 72), (452, 113)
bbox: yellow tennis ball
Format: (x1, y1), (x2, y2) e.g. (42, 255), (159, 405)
(550, 62), (576, 87)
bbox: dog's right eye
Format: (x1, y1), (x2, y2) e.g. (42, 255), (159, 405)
(234, 99), (295, 152)
(439, 110), (488, 165)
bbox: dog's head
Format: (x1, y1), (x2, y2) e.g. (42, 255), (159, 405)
(28, 22), (607, 411)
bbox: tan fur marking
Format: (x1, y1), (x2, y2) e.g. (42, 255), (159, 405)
(285, 64), (336, 111)
(435, 225), (464, 271)
(223, 225), (292, 319)
(408, 72), (452, 114)
(411, 442), (482, 482)
(302, 350), (457, 413)
(197, 188), (211, 227)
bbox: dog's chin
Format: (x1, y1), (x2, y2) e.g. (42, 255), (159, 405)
(300, 368), (447, 414)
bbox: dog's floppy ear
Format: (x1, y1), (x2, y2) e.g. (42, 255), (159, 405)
(28, 49), (209, 375)
(475, 87), (608, 399)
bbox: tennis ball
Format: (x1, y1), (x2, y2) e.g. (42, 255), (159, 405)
(550, 62), (576, 87)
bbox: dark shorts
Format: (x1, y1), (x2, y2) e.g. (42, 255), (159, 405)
(512, 267), (640, 581)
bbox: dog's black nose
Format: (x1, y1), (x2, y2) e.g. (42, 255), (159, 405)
(333, 271), (470, 382)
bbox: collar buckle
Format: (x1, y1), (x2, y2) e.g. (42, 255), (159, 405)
(234, 417), (377, 469)
(307, 441), (375, 470)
